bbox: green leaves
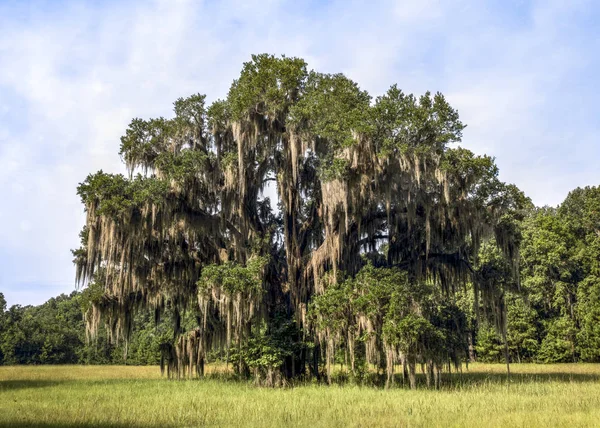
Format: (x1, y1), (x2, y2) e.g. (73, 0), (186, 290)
(383, 313), (442, 355)
(351, 263), (410, 317)
(308, 278), (352, 332)
(77, 172), (131, 216)
(198, 256), (267, 296)
(77, 53), (576, 384)
(119, 94), (209, 173)
(119, 117), (173, 172)
(372, 86), (464, 156)
(173, 93), (207, 133)
(77, 172), (169, 218)
(237, 316), (300, 373)
(228, 54), (308, 120)
(308, 264), (411, 332)
(308, 262), (466, 365)
(290, 72), (371, 146)
(501, 186), (600, 363)
(154, 149), (210, 184)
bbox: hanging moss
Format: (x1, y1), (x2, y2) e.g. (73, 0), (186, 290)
(73, 54), (525, 386)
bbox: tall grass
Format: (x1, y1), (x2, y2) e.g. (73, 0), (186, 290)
(1, 364), (600, 427)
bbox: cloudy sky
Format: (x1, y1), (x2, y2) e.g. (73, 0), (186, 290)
(1, 0), (599, 307)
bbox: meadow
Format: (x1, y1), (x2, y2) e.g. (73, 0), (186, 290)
(1, 364), (600, 427)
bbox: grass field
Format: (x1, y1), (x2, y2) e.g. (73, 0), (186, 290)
(1, 364), (600, 427)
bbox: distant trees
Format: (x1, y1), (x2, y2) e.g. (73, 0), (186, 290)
(0, 292), (83, 364)
(1, 55), (599, 385)
(476, 186), (600, 363)
(0, 293), (6, 363)
(1, 184), (600, 370)
(0, 291), (169, 365)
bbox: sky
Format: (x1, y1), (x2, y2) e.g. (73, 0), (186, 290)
(0, 0), (599, 307)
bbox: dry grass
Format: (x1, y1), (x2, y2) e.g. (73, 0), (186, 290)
(1, 364), (600, 427)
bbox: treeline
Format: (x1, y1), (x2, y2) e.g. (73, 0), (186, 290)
(0, 185), (599, 366)
(0, 291), (171, 365)
(478, 185), (600, 363)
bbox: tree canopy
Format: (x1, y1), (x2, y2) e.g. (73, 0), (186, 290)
(73, 54), (527, 387)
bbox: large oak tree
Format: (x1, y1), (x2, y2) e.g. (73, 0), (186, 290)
(74, 54), (524, 387)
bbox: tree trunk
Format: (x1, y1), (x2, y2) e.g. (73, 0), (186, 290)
(408, 360), (416, 390)
(312, 343), (320, 381)
(502, 331), (511, 381)
(426, 360), (434, 388)
(326, 339), (333, 385)
(199, 357), (205, 376)
(468, 332), (476, 362)
(385, 348), (394, 389)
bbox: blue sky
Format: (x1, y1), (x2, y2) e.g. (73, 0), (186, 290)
(0, 0), (599, 307)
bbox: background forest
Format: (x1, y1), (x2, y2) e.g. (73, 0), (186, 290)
(1, 184), (598, 366)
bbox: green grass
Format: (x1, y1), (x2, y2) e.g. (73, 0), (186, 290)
(2, 364), (600, 427)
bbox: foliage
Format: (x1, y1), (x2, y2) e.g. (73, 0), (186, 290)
(474, 186), (600, 364)
(234, 314), (303, 386)
(0, 291), (168, 366)
(308, 263), (468, 387)
(0, 293), (83, 364)
(68, 53), (596, 388)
